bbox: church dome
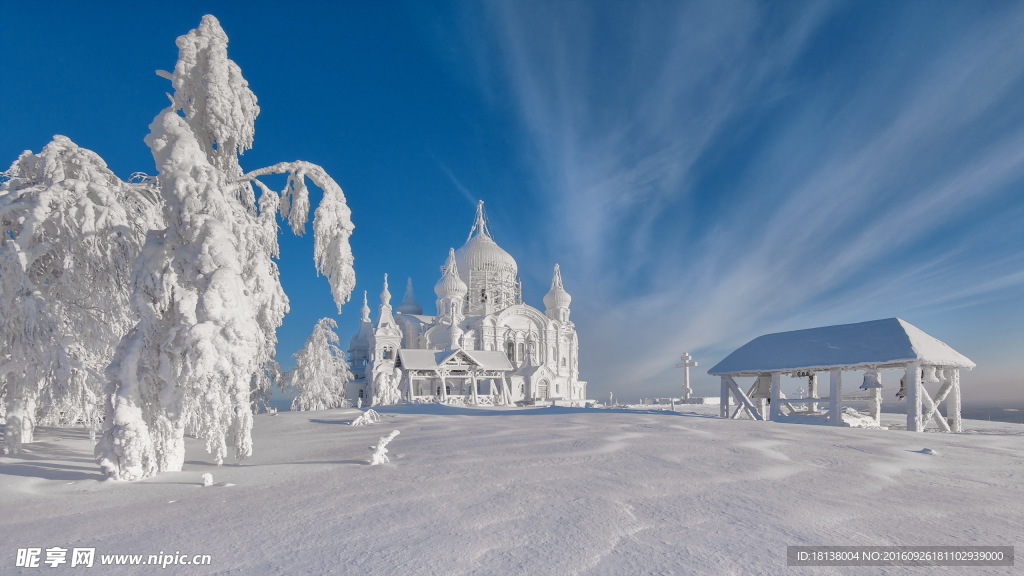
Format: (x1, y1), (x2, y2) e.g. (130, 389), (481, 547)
(435, 248), (468, 300)
(543, 264), (572, 310)
(455, 201), (518, 284)
(455, 234), (518, 282)
(397, 277), (423, 315)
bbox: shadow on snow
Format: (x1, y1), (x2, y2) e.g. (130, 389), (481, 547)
(0, 427), (105, 482)
(334, 404), (722, 419)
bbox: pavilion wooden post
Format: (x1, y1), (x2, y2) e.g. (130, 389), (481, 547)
(948, 368), (962, 432)
(906, 361), (922, 432)
(808, 373), (819, 413)
(470, 369), (479, 405)
(828, 369), (843, 426)
(501, 373), (513, 405)
(920, 370), (953, 432)
(868, 371), (882, 426)
(720, 377), (729, 418)
(755, 375), (770, 420)
(769, 372), (783, 421)
(723, 376), (764, 421)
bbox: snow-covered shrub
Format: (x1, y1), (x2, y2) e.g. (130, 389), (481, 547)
(288, 318), (351, 411)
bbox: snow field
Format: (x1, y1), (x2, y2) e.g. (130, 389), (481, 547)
(1, 404), (1021, 575)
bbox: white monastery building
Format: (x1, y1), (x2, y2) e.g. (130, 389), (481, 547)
(348, 201), (587, 406)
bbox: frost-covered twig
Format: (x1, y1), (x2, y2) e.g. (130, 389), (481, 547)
(237, 161), (355, 312)
(369, 430), (400, 465)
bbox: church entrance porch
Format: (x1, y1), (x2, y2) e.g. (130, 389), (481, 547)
(536, 380), (549, 400)
(396, 348), (515, 405)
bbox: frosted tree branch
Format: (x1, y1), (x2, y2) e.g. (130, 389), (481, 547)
(239, 162), (356, 311)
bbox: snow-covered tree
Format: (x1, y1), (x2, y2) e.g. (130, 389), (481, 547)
(95, 15), (355, 480)
(0, 137), (162, 453)
(287, 318), (351, 411)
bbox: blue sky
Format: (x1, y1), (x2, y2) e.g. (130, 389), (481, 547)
(2, 1), (1022, 402)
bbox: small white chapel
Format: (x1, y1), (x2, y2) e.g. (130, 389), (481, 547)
(348, 201), (587, 406)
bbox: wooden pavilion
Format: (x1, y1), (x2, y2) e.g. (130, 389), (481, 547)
(707, 318), (975, 432)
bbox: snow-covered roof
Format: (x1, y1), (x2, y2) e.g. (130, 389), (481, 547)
(462, 350), (515, 371)
(708, 318), (975, 376)
(397, 348), (513, 371)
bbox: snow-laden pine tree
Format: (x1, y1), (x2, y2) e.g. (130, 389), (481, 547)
(287, 318), (352, 411)
(95, 15), (355, 480)
(0, 137), (162, 453)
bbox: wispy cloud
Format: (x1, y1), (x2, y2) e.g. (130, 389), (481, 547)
(469, 1), (1024, 398)
(434, 158), (479, 207)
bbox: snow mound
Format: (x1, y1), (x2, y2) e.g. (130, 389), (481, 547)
(841, 407), (885, 429)
(350, 409), (382, 426)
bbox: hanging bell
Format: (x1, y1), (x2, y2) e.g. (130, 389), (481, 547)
(861, 369), (882, 390)
(921, 366), (940, 384)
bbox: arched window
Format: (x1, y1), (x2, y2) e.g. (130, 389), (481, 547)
(517, 343), (525, 361)
(561, 358), (567, 367)
(555, 384), (560, 394)
(506, 341), (515, 361)
(358, 389), (364, 399)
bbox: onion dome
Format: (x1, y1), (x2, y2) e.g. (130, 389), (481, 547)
(455, 200), (518, 284)
(359, 290), (371, 322)
(349, 291), (374, 350)
(380, 273), (392, 307)
(543, 264), (572, 310)
(435, 248), (468, 300)
(397, 277), (423, 315)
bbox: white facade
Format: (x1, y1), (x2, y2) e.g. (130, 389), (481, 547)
(348, 201), (587, 406)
